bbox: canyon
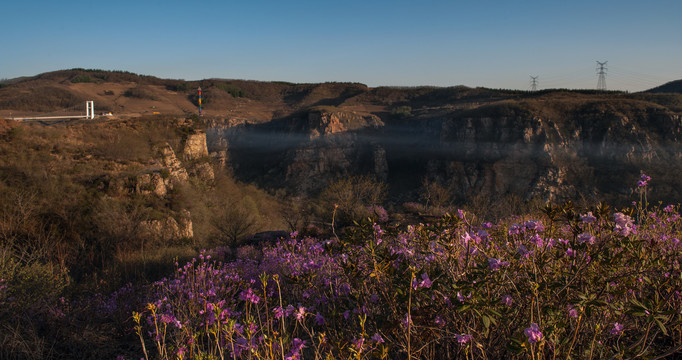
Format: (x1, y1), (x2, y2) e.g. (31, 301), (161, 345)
(2, 69), (682, 206)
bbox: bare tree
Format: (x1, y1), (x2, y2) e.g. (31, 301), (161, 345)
(280, 197), (312, 233)
(210, 196), (259, 246)
(317, 175), (387, 226)
(420, 178), (452, 209)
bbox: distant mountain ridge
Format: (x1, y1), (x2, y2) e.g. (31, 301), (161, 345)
(646, 79), (682, 94)
(1, 69), (681, 116)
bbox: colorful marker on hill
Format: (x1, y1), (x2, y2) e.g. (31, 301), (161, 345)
(198, 87), (202, 116)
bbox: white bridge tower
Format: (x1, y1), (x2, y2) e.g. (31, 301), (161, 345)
(86, 101), (95, 119)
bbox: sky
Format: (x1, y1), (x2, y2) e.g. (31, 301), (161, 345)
(1, 0), (681, 91)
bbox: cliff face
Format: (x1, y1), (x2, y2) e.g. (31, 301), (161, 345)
(307, 109), (384, 137)
(99, 131), (218, 243)
(183, 132), (209, 160)
(212, 96), (682, 204)
(401, 102), (681, 203)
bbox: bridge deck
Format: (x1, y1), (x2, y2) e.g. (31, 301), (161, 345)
(12, 115), (90, 121)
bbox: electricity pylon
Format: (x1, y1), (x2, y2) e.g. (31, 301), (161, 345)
(530, 76), (539, 91)
(596, 61), (608, 91)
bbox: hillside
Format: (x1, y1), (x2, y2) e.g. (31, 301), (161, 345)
(2, 69), (682, 210)
(647, 79), (682, 94)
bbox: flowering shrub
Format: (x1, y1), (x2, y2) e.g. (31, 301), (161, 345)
(133, 177), (682, 359)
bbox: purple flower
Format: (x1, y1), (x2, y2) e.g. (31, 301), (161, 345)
(314, 313), (325, 326)
(294, 305), (306, 321)
(488, 258), (510, 271)
(239, 288), (261, 304)
(412, 273), (433, 289)
(610, 322), (624, 335)
(402, 313), (412, 328)
(614, 213), (634, 236)
(455, 334), (472, 344)
(273, 306), (284, 319)
(159, 313), (173, 324)
(580, 212), (596, 224)
(517, 245), (533, 258)
(291, 338), (306, 352)
(352, 337), (365, 351)
(508, 223), (523, 235)
(286, 338), (307, 360)
(419, 273), (433, 288)
(371, 333), (385, 343)
(524, 220), (544, 232)
(434, 315), (446, 327)
(578, 233), (596, 245)
(568, 305), (579, 318)
(638, 173), (651, 187)
(501, 294), (513, 307)
(159, 313), (182, 328)
(524, 323), (543, 344)
(530, 234), (544, 247)
(566, 248), (575, 257)
(461, 232), (472, 245)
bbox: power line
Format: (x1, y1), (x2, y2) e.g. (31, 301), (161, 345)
(529, 76), (538, 91)
(518, 61), (672, 91)
(596, 61), (608, 91)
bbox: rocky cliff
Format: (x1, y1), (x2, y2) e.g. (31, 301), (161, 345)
(211, 93), (682, 205)
(97, 131), (218, 243)
(3, 70), (681, 205)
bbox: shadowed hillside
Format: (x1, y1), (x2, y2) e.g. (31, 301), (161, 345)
(647, 79), (682, 94)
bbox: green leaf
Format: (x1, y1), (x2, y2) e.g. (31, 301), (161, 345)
(482, 315), (491, 330)
(456, 304), (472, 312)
(654, 318), (668, 336)
(488, 309), (502, 317)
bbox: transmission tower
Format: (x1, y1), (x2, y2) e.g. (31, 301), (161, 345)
(530, 76), (539, 91)
(596, 61), (608, 91)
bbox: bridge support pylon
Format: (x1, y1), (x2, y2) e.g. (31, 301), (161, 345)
(86, 101), (95, 119)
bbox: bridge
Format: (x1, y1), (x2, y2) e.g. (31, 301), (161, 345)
(11, 101), (96, 121)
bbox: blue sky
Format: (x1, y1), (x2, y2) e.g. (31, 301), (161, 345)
(1, 0), (680, 91)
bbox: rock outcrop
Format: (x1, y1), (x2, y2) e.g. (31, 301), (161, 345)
(138, 209), (194, 243)
(158, 143), (189, 182)
(134, 171), (170, 197)
(307, 110), (383, 137)
(183, 132), (209, 160)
